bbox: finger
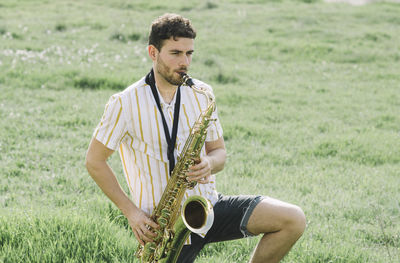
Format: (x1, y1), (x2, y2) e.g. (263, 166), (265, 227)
(188, 165), (209, 176)
(145, 218), (159, 229)
(142, 234), (154, 243)
(146, 227), (157, 237)
(189, 159), (207, 171)
(138, 227), (154, 243)
(189, 173), (211, 183)
(187, 165), (199, 174)
(189, 162), (203, 170)
(187, 169), (198, 177)
(188, 167), (210, 179)
(188, 174), (204, 181)
(140, 224), (157, 239)
(193, 174), (210, 184)
(133, 229), (144, 246)
(198, 175), (210, 184)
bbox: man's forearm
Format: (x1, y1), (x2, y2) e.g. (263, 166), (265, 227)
(207, 148), (226, 174)
(85, 157), (159, 245)
(85, 159), (136, 215)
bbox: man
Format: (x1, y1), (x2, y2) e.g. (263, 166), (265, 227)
(85, 13), (306, 263)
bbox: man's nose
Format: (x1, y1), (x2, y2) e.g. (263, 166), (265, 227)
(179, 55), (190, 67)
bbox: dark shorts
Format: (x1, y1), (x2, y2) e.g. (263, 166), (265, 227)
(177, 194), (264, 263)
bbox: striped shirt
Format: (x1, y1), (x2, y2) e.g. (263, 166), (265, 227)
(93, 76), (223, 218)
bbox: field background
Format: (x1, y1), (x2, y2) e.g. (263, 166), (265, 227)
(1, 0), (399, 262)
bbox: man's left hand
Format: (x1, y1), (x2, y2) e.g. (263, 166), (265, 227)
(186, 156), (213, 184)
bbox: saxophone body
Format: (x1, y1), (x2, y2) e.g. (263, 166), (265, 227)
(136, 73), (216, 263)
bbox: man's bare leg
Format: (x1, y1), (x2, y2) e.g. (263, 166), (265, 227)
(246, 197), (306, 263)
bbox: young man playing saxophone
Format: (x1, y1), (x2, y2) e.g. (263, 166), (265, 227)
(85, 13), (306, 263)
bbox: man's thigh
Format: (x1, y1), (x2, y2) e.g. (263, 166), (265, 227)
(207, 194), (264, 242)
(246, 196), (303, 235)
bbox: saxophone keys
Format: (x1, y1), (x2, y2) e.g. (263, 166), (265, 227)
(161, 208), (170, 218)
(187, 181), (196, 189)
(167, 199), (174, 207)
(157, 217), (168, 228)
(153, 229), (163, 242)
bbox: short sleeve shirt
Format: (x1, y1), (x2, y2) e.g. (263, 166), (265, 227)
(93, 76), (223, 216)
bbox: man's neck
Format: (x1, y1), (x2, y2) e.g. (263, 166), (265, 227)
(153, 70), (178, 104)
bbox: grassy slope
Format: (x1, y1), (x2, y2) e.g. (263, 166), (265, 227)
(0, 0), (399, 262)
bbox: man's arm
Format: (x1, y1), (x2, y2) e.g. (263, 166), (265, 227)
(85, 138), (158, 245)
(205, 136), (226, 174)
(187, 136), (226, 183)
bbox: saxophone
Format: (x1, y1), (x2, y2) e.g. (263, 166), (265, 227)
(135, 73), (216, 263)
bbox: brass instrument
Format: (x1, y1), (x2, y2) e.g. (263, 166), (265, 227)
(135, 73), (216, 263)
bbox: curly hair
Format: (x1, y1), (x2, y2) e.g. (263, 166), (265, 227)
(149, 13), (196, 51)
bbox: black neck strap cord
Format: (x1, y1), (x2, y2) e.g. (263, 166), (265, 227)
(145, 69), (181, 175)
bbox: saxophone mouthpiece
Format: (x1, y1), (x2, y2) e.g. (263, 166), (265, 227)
(180, 72), (195, 87)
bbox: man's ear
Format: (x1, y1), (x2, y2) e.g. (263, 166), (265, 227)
(148, 45), (158, 61)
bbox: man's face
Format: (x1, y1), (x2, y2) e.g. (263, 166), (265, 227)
(155, 37), (194, 86)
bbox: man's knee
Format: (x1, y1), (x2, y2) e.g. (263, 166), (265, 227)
(284, 205), (306, 238)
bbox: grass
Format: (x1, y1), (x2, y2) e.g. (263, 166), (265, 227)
(1, 0), (399, 262)
(0, 211), (136, 263)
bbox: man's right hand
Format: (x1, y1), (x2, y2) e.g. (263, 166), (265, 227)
(125, 208), (159, 246)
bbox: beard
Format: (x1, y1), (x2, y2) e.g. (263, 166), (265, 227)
(156, 56), (186, 86)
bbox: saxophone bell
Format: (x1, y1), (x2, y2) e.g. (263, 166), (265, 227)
(181, 196), (214, 234)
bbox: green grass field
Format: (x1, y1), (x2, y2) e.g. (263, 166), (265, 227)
(1, 0), (399, 262)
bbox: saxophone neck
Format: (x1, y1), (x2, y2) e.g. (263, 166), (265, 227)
(181, 73), (216, 112)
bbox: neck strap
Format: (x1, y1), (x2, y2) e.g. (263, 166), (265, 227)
(145, 69), (181, 175)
